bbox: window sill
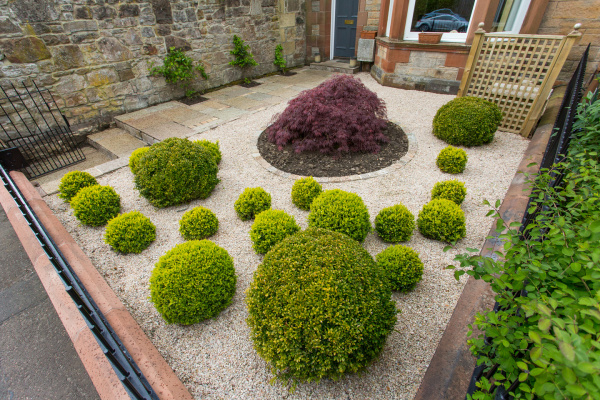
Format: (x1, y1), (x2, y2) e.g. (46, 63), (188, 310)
(376, 36), (471, 52)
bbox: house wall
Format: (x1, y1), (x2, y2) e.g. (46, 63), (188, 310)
(0, 0), (306, 133)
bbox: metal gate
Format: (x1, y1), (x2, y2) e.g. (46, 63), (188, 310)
(458, 23), (582, 138)
(0, 80), (85, 179)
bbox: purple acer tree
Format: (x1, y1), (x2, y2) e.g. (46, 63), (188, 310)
(267, 75), (389, 155)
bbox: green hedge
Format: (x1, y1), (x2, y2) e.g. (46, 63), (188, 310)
(234, 187), (271, 221)
(291, 176), (322, 210)
(104, 211), (156, 253)
(417, 199), (466, 242)
(249, 209), (300, 254)
(376, 245), (423, 291)
(71, 185), (121, 226)
(58, 171), (98, 203)
(179, 206), (219, 240)
(374, 204), (415, 242)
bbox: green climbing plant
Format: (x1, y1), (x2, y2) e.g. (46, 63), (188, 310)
(229, 35), (258, 84)
(273, 44), (287, 74)
(149, 47), (209, 98)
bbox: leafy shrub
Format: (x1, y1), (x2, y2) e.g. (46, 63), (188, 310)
(129, 147), (149, 175)
(267, 75), (389, 155)
(179, 206), (219, 240)
(308, 189), (371, 242)
(58, 171), (98, 203)
(134, 138), (219, 208)
(273, 44), (287, 74)
(150, 240), (236, 325)
(433, 97), (502, 146)
(417, 199), (466, 242)
(234, 187), (271, 221)
(246, 228), (397, 385)
(374, 204), (415, 242)
(229, 35), (257, 84)
(437, 146), (468, 174)
(431, 180), (467, 205)
(104, 211), (156, 254)
(249, 209), (300, 254)
(71, 185), (121, 226)
(376, 245), (424, 292)
(193, 139), (221, 164)
(291, 176), (322, 210)
(149, 47), (208, 98)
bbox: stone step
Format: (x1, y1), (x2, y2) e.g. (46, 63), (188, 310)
(309, 60), (360, 74)
(87, 128), (147, 159)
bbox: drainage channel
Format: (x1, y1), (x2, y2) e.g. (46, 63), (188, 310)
(0, 163), (158, 400)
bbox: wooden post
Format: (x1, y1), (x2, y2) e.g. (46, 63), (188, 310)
(457, 22), (486, 97)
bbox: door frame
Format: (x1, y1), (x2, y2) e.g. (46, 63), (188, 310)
(330, 0), (337, 58)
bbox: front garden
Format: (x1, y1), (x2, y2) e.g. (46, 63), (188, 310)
(45, 74), (529, 399)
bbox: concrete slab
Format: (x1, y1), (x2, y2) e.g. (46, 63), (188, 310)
(114, 101), (182, 122)
(189, 100), (229, 111)
(179, 114), (218, 129)
(124, 113), (172, 130)
(202, 107), (248, 121)
(221, 96), (268, 110)
(87, 128), (146, 158)
(142, 122), (195, 141)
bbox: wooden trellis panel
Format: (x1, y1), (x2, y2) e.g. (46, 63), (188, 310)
(458, 23), (582, 137)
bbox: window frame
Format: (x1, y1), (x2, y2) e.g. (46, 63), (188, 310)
(492, 0), (532, 34)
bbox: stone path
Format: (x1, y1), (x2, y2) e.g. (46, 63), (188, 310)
(37, 67), (335, 195)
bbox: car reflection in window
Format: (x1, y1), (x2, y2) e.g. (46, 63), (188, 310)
(414, 10), (468, 33)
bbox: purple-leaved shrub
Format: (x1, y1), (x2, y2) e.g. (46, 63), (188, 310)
(267, 75), (389, 155)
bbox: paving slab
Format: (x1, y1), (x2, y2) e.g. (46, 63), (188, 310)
(221, 95), (269, 110)
(115, 101), (182, 122)
(142, 121), (195, 141)
(87, 128), (146, 158)
(202, 107), (248, 120)
(189, 99), (229, 111)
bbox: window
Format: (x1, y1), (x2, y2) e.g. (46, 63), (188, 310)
(403, 0), (478, 43)
(491, 0), (532, 33)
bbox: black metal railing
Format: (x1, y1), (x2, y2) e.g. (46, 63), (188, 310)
(0, 80), (85, 178)
(0, 163), (158, 400)
(465, 45), (590, 400)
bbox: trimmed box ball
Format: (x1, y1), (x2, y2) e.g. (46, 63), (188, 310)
(134, 138), (219, 208)
(376, 245), (424, 292)
(432, 96), (502, 146)
(104, 211), (156, 253)
(437, 146), (468, 174)
(431, 180), (467, 205)
(179, 206), (219, 241)
(128, 147), (149, 175)
(150, 240), (236, 325)
(374, 204), (415, 243)
(58, 171), (98, 203)
(308, 189), (371, 242)
(291, 176), (322, 210)
(71, 185), (121, 226)
(193, 139), (222, 164)
(249, 209), (300, 254)
(417, 199), (466, 243)
(246, 228), (397, 385)
(234, 187), (271, 221)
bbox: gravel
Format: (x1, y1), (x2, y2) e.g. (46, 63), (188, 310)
(45, 73), (529, 400)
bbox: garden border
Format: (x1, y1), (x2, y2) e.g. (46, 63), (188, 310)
(251, 121), (417, 182)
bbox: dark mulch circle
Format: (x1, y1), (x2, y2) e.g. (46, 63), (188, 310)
(179, 96), (209, 106)
(257, 122), (408, 177)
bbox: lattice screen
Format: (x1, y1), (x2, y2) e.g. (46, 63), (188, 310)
(458, 25), (581, 137)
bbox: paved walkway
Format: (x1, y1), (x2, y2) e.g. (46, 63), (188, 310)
(0, 206), (100, 399)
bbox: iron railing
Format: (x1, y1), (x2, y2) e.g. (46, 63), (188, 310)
(0, 163), (158, 400)
(465, 45), (590, 400)
(0, 80), (85, 178)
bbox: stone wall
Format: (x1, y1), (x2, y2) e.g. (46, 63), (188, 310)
(537, 0), (600, 82)
(0, 0), (306, 134)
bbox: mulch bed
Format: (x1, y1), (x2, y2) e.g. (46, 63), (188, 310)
(257, 122), (408, 177)
(239, 81), (262, 88)
(179, 95), (209, 106)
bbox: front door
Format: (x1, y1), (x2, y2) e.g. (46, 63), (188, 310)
(333, 0), (359, 58)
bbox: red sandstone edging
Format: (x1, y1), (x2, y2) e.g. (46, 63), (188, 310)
(1, 171), (193, 400)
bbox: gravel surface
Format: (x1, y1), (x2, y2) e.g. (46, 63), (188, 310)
(45, 73), (529, 400)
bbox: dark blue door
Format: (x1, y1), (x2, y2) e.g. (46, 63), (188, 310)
(334, 0), (359, 58)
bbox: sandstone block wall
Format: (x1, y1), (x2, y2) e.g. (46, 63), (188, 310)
(0, 0), (306, 133)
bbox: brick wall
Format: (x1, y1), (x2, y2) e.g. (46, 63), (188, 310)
(0, 0), (306, 134)
(537, 0), (600, 82)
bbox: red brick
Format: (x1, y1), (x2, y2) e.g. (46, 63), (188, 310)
(381, 59), (395, 73)
(445, 53), (468, 68)
(389, 49), (410, 63)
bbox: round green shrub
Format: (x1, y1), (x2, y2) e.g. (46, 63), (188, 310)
(437, 146), (468, 174)
(249, 209), (300, 254)
(374, 204), (415, 243)
(376, 245), (424, 292)
(71, 185), (121, 226)
(246, 228), (397, 385)
(134, 138), (219, 208)
(179, 206), (219, 240)
(417, 199), (466, 242)
(150, 240), (236, 325)
(234, 187), (271, 221)
(433, 96), (502, 146)
(104, 211), (156, 253)
(193, 139), (221, 164)
(431, 180), (467, 205)
(308, 189), (371, 242)
(58, 171), (98, 203)
(129, 147), (149, 175)
(291, 176), (322, 210)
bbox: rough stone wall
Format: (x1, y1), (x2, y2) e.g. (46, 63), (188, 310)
(0, 0), (306, 133)
(305, 0), (330, 61)
(537, 0), (600, 82)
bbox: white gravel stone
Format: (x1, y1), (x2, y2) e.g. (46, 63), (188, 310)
(45, 73), (529, 400)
